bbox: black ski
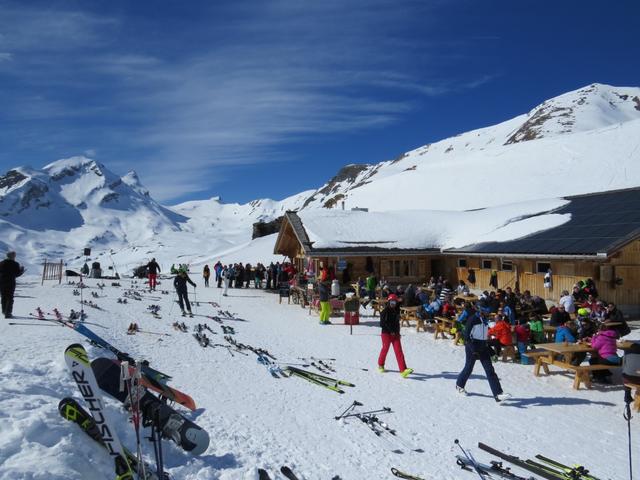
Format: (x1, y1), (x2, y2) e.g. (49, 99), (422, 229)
(258, 468), (272, 480)
(58, 397), (168, 479)
(478, 443), (565, 480)
(391, 467), (425, 479)
(456, 455), (536, 480)
(280, 465), (300, 480)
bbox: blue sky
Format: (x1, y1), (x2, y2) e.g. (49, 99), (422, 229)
(1, 0), (639, 204)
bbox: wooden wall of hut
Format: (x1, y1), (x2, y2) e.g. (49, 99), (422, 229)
(306, 254), (437, 285)
(451, 239), (640, 314)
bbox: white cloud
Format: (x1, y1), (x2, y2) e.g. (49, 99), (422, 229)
(0, 1), (497, 202)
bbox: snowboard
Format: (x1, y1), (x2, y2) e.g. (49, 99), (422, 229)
(91, 357), (210, 455)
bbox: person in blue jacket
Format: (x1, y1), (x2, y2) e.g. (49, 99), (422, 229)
(456, 307), (511, 402)
(554, 319), (585, 365)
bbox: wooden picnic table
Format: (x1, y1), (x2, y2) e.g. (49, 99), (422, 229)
(532, 341), (625, 389)
(369, 298), (387, 317)
(454, 294), (477, 302)
(535, 342), (594, 364)
(400, 306), (420, 327)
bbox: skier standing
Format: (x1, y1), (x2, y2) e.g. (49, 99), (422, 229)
(174, 267), (196, 316)
(203, 265), (210, 287)
(377, 294), (413, 377)
(0, 251), (25, 319)
(318, 265), (332, 325)
(222, 266), (230, 297)
(214, 261), (223, 287)
(147, 258), (161, 291)
(456, 307), (511, 402)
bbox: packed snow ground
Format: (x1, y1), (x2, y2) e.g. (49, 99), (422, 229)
(0, 275), (637, 480)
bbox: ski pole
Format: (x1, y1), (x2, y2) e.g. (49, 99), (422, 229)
(455, 439), (488, 480)
(624, 387), (633, 480)
(9, 322), (62, 327)
(193, 286), (198, 314)
(335, 400), (363, 420)
(168, 291), (176, 316)
(340, 407), (391, 419)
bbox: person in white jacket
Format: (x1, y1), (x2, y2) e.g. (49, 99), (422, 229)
(559, 290), (575, 314)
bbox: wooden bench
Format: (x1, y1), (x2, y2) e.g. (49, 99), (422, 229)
(400, 306), (419, 328)
(624, 383), (640, 412)
(537, 357), (623, 390)
(433, 316), (459, 343)
(500, 345), (518, 363)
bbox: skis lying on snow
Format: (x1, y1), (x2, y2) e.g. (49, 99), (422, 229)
(456, 455), (535, 480)
(478, 443), (600, 480)
(91, 357), (210, 455)
(391, 467), (426, 479)
(58, 397), (169, 480)
(64, 344), (135, 479)
(283, 366), (354, 394)
(335, 402), (423, 454)
(527, 456), (600, 480)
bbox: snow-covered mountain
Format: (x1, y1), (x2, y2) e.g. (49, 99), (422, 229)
(2, 83), (639, 271)
(301, 83), (640, 211)
(0, 156), (310, 272)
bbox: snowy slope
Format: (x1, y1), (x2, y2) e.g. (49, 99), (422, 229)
(301, 83), (640, 212)
(0, 277), (636, 479)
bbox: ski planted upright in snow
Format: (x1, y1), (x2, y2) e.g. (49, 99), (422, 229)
(58, 397), (169, 480)
(64, 343), (134, 479)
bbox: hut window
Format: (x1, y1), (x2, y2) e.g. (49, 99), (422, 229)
(392, 260), (417, 277)
(481, 259), (492, 270)
(501, 260), (513, 271)
(458, 258), (467, 268)
(536, 261), (551, 274)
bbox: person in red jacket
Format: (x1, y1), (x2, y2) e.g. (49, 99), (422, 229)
(488, 312), (513, 358)
(441, 299), (456, 318)
(514, 318), (532, 357)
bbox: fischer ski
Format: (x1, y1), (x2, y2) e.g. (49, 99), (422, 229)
(64, 344), (134, 479)
(58, 397), (168, 480)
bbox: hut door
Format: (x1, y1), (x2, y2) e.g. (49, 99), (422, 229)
(431, 258), (444, 277)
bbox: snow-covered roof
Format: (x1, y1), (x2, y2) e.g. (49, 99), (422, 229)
(283, 187), (640, 258)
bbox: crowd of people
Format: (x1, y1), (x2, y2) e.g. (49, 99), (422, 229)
(355, 274), (633, 395)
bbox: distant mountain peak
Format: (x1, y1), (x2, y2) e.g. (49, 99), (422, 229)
(505, 83), (640, 145)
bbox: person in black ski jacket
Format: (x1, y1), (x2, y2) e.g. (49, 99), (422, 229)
(0, 251), (25, 319)
(147, 258), (161, 291)
(456, 308), (511, 402)
(174, 268), (196, 316)
(377, 294), (412, 377)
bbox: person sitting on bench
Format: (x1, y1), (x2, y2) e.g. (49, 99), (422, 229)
(589, 321), (622, 384)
